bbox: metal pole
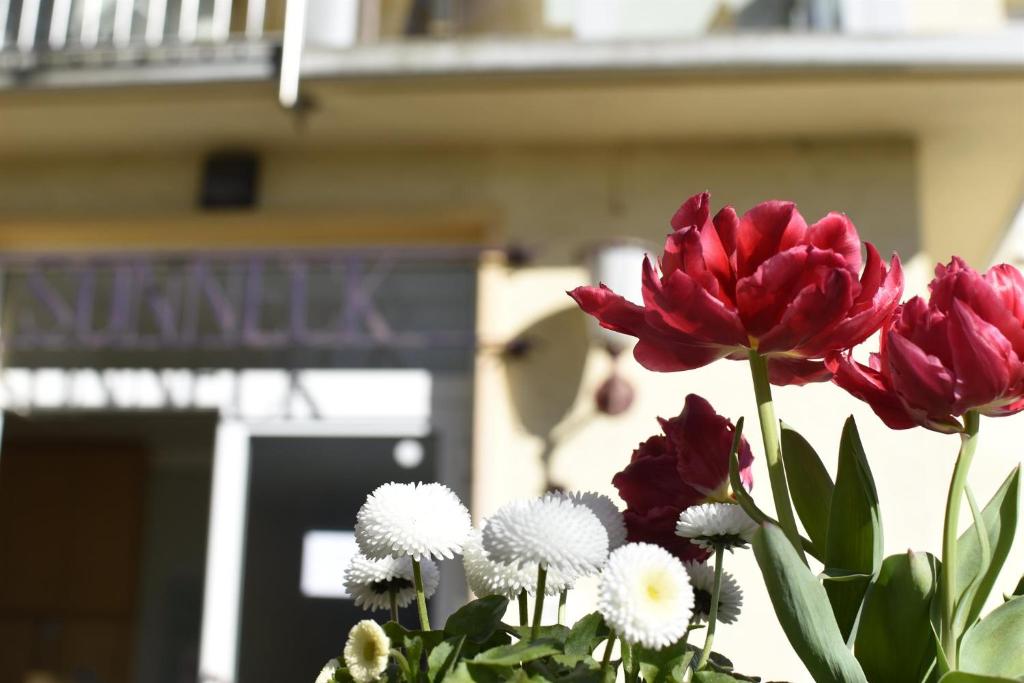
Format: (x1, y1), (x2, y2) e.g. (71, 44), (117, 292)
(244, 0), (265, 39)
(278, 0), (307, 108)
(49, 0), (72, 48)
(17, 0), (41, 51)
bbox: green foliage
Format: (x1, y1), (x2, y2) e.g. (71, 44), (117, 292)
(959, 597), (1024, 678)
(634, 639), (694, 683)
(955, 465), (1021, 636)
(429, 636), (467, 682)
(854, 551), (940, 682)
(938, 673), (1021, 683)
(753, 523), (868, 683)
(444, 596), (510, 644)
(563, 612), (608, 658)
(780, 422), (835, 558)
(824, 417), (882, 642)
(471, 639), (563, 667)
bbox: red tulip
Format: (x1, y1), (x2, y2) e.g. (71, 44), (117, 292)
(827, 257), (1024, 433)
(612, 394), (753, 561)
(570, 192), (903, 385)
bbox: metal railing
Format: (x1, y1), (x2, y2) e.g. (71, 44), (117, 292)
(0, 0), (273, 53)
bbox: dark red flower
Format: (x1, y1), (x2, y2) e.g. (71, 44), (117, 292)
(827, 257), (1024, 433)
(569, 192), (903, 385)
(612, 394), (753, 561)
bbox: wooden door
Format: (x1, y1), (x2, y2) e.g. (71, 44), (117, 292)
(0, 441), (147, 683)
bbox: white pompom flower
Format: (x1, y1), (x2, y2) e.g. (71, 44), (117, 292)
(549, 491), (628, 551)
(355, 482), (472, 561)
(482, 496), (609, 575)
(684, 561), (743, 624)
(597, 543), (693, 649)
(343, 620), (391, 683)
(314, 658), (340, 683)
(344, 553), (439, 611)
(675, 502), (758, 551)
(463, 528), (573, 598)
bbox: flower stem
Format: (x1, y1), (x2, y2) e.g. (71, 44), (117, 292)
(557, 588), (568, 625)
(389, 584), (399, 624)
(411, 558), (431, 631)
(696, 545), (725, 670)
(531, 564), (547, 641)
(518, 589), (529, 628)
(747, 349), (805, 562)
(601, 633), (616, 674)
(939, 410), (981, 669)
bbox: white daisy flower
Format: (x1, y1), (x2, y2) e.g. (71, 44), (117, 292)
(355, 482), (472, 561)
(482, 496), (609, 575)
(684, 561), (743, 624)
(548, 491), (628, 551)
(343, 619), (391, 683)
(314, 658), (340, 683)
(597, 543), (693, 649)
(463, 528), (572, 598)
(675, 502), (758, 551)
(344, 553), (440, 612)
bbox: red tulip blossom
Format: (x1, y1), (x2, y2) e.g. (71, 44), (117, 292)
(612, 394), (753, 561)
(570, 192), (903, 385)
(827, 257), (1024, 433)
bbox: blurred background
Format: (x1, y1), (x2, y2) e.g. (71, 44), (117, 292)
(0, 1), (1022, 681)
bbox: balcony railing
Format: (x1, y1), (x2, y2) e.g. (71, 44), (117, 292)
(2, 0), (1021, 106)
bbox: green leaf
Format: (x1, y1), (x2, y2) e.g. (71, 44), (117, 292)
(854, 551), (940, 683)
(405, 636), (424, 679)
(508, 624), (571, 645)
(428, 636), (466, 683)
(753, 523), (867, 683)
(728, 418), (769, 527)
(820, 569), (874, 583)
(781, 422), (835, 557)
(955, 465), (1021, 632)
(692, 673), (746, 683)
(564, 612), (609, 657)
(1013, 574), (1024, 598)
(442, 662), (515, 683)
(938, 673), (1021, 683)
(954, 486), (993, 640)
(471, 638), (561, 667)
(635, 639), (693, 683)
(959, 596), (1024, 678)
(382, 622), (445, 653)
(444, 595), (509, 644)
(824, 417), (883, 642)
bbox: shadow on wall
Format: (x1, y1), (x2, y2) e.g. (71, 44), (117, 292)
(503, 305), (591, 490)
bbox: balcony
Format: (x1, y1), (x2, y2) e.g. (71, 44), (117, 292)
(2, 0), (1022, 107)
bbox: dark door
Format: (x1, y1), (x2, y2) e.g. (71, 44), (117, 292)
(0, 442), (147, 683)
(236, 435), (435, 683)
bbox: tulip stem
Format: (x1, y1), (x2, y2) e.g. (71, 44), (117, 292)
(518, 589), (529, 628)
(411, 558), (431, 631)
(558, 588), (568, 625)
(389, 585), (399, 624)
(747, 349), (806, 563)
(939, 410), (981, 670)
(531, 564), (547, 641)
(696, 544), (725, 671)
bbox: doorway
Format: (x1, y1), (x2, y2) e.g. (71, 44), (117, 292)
(0, 412), (217, 683)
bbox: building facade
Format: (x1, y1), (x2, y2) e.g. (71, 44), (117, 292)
(1, 1), (1023, 681)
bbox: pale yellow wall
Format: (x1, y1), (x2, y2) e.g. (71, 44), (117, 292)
(0, 139), (1021, 681)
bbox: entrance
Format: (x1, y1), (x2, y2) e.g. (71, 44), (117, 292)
(0, 412), (217, 683)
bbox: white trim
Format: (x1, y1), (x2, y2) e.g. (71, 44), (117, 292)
(198, 420), (251, 683)
(299, 31), (1024, 80)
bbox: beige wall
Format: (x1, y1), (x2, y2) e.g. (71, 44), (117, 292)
(0, 139), (1021, 681)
